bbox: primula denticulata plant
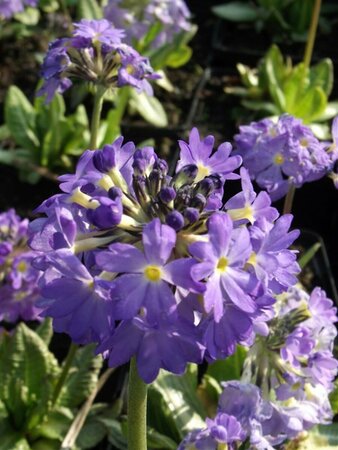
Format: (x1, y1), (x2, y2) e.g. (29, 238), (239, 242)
(1, 2), (338, 450)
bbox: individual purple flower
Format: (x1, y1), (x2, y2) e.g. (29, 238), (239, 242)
(35, 249), (112, 344)
(178, 412), (245, 449)
(73, 19), (125, 48)
(225, 167), (278, 224)
(38, 19), (158, 103)
(190, 213), (258, 321)
(96, 219), (204, 321)
(177, 127), (242, 182)
(97, 312), (203, 383)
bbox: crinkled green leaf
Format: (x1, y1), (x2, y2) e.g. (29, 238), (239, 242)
(149, 365), (205, 440)
(57, 344), (102, 409)
(76, 417), (107, 449)
(5, 86), (39, 151)
(14, 7), (40, 25)
(34, 407), (73, 440)
(35, 319), (53, 348)
(292, 86), (327, 123)
(166, 45), (192, 68)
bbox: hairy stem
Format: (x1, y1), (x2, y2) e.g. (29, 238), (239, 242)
(127, 357), (148, 450)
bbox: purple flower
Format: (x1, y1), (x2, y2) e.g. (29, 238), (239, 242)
(36, 249), (112, 344)
(29, 128), (302, 382)
(104, 0), (192, 51)
(96, 219), (204, 321)
(234, 114), (334, 200)
(178, 412), (245, 449)
(0, 210), (42, 323)
(97, 312), (203, 383)
(73, 19), (125, 48)
(38, 19), (158, 103)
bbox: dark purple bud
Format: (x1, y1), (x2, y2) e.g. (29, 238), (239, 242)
(81, 183), (96, 194)
(208, 174), (223, 190)
(133, 147), (156, 175)
(87, 197), (122, 229)
(166, 210), (184, 231)
(184, 207), (199, 224)
(159, 187), (176, 203)
(172, 164), (198, 188)
(108, 186), (122, 201)
(92, 143), (119, 173)
(190, 193), (206, 211)
(153, 158), (168, 175)
(196, 177), (215, 196)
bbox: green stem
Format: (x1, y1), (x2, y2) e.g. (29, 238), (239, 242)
(303, 0), (322, 71)
(52, 342), (78, 406)
(283, 183), (296, 215)
(127, 357), (148, 450)
(89, 86), (106, 150)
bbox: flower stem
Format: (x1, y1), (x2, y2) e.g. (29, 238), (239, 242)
(127, 357), (148, 450)
(89, 86), (106, 150)
(283, 184), (296, 215)
(303, 0), (322, 71)
(52, 342), (78, 406)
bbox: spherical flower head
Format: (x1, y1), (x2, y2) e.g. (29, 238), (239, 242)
(29, 128), (302, 382)
(234, 114), (333, 200)
(38, 19), (158, 103)
(0, 0), (37, 19)
(104, 0), (192, 50)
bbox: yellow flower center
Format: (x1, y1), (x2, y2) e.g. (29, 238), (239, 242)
(217, 257), (228, 272)
(196, 164), (210, 182)
(228, 204), (254, 223)
(17, 261), (27, 273)
(273, 153), (284, 165)
(247, 252), (257, 266)
(300, 138), (308, 147)
(144, 265), (162, 282)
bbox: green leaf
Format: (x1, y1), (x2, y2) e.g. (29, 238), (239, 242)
(212, 2), (258, 22)
(299, 242), (321, 269)
(57, 344), (102, 409)
(0, 419), (30, 450)
(0, 324), (59, 431)
(76, 417), (107, 449)
(14, 7), (40, 25)
(149, 365), (205, 440)
(310, 58), (334, 97)
(31, 439), (61, 450)
(264, 46), (287, 112)
(105, 419), (127, 449)
(329, 380), (338, 414)
(5, 86), (39, 152)
(166, 45), (192, 68)
(35, 407), (73, 440)
(0, 125), (10, 141)
(129, 91), (168, 127)
(316, 101), (338, 122)
(77, 0), (102, 19)
(35, 319), (53, 347)
(297, 424), (338, 448)
(147, 428), (178, 450)
(207, 345), (247, 383)
(283, 62), (308, 112)
(291, 86), (327, 123)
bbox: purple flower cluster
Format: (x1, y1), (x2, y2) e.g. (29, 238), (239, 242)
(0, 209), (42, 323)
(241, 285), (338, 442)
(104, 0), (192, 50)
(234, 114), (338, 200)
(0, 0), (37, 19)
(38, 18), (158, 103)
(29, 128), (300, 383)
